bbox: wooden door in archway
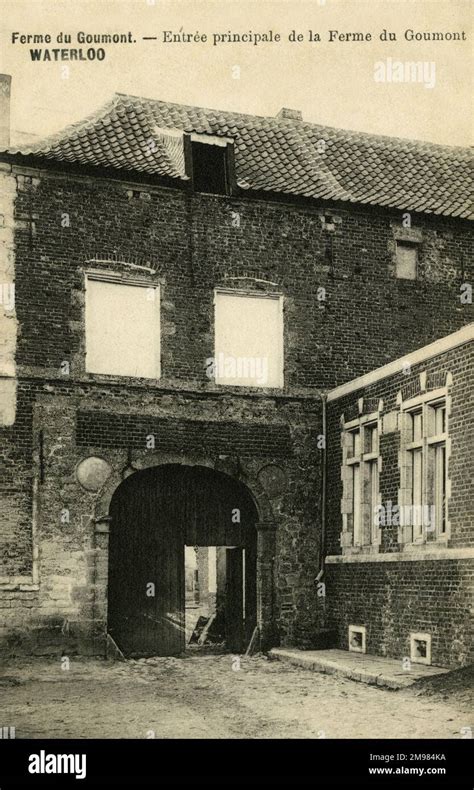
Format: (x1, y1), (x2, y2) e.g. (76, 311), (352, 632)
(107, 464), (258, 658)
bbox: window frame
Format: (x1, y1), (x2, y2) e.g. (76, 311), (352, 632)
(213, 288), (284, 389)
(399, 388), (450, 547)
(341, 410), (382, 552)
(84, 271), (161, 380)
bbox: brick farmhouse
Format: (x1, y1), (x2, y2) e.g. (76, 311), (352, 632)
(0, 77), (472, 665)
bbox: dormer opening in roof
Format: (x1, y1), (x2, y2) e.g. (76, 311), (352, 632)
(185, 131), (235, 196)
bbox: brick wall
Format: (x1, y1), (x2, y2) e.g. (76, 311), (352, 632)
(10, 166), (473, 387)
(0, 159), (473, 656)
(325, 560), (473, 668)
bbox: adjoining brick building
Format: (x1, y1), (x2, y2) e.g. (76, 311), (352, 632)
(325, 326), (473, 668)
(0, 78), (472, 663)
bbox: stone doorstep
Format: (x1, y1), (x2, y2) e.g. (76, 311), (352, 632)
(269, 648), (452, 690)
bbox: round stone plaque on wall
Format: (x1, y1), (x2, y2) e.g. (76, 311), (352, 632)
(76, 457), (112, 492)
(257, 464), (287, 499)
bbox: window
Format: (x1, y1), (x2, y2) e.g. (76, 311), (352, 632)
(85, 276), (160, 378)
(342, 416), (380, 549)
(407, 408), (424, 540)
(191, 139), (230, 194)
(396, 242), (417, 280)
(213, 291), (283, 388)
(401, 396), (448, 544)
(410, 632), (432, 665)
(348, 625), (366, 654)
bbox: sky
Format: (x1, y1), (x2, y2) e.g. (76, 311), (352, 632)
(0, 0), (472, 146)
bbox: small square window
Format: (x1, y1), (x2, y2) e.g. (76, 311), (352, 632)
(396, 242), (418, 280)
(348, 625), (366, 653)
(410, 632), (431, 665)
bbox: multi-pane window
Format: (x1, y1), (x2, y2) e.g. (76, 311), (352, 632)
(403, 398), (447, 542)
(344, 419), (379, 547)
(407, 408), (424, 540)
(213, 291), (284, 388)
(428, 401), (447, 537)
(85, 276), (160, 378)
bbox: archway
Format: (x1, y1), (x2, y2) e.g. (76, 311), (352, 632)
(107, 464), (259, 658)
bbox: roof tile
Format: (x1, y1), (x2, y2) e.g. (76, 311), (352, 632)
(4, 93), (472, 219)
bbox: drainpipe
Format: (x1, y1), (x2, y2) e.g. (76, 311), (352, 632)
(320, 392), (327, 576)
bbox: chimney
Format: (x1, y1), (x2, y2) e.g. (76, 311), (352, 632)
(276, 107), (303, 121)
(0, 74), (12, 149)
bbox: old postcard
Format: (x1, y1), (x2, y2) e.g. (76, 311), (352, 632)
(0, 0), (472, 785)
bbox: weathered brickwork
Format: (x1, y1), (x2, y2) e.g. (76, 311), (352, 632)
(10, 166), (474, 386)
(0, 158), (473, 659)
(325, 560), (473, 668)
(325, 340), (474, 666)
(76, 412), (294, 457)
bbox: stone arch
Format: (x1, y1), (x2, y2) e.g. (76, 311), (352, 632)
(94, 451), (275, 526)
(92, 455), (278, 654)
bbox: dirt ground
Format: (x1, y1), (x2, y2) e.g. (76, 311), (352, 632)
(0, 654), (472, 739)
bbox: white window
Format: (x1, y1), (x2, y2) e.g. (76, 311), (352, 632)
(396, 242), (417, 280)
(85, 276), (160, 378)
(213, 291), (283, 388)
(342, 415), (380, 549)
(400, 396), (448, 544)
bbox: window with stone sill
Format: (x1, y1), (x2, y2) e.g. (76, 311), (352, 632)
(341, 414), (381, 552)
(398, 392), (449, 546)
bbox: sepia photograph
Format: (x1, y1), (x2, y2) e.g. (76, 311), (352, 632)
(0, 0), (472, 785)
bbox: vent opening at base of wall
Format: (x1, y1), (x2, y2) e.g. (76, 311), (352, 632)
(348, 625), (366, 653)
(410, 632), (431, 665)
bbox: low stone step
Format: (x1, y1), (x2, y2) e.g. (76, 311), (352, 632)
(269, 648), (451, 690)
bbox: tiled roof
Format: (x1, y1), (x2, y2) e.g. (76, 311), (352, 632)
(6, 93), (473, 219)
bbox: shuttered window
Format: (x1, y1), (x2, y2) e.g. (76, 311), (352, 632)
(85, 277), (160, 378)
(214, 291), (284, 388)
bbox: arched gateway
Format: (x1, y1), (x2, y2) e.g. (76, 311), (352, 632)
(107, 464), (258, 658)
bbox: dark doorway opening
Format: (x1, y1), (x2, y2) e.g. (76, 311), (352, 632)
(191, 140), (230, 195)
(184, 545), (256, 654)
(107, 464), (258, 658)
